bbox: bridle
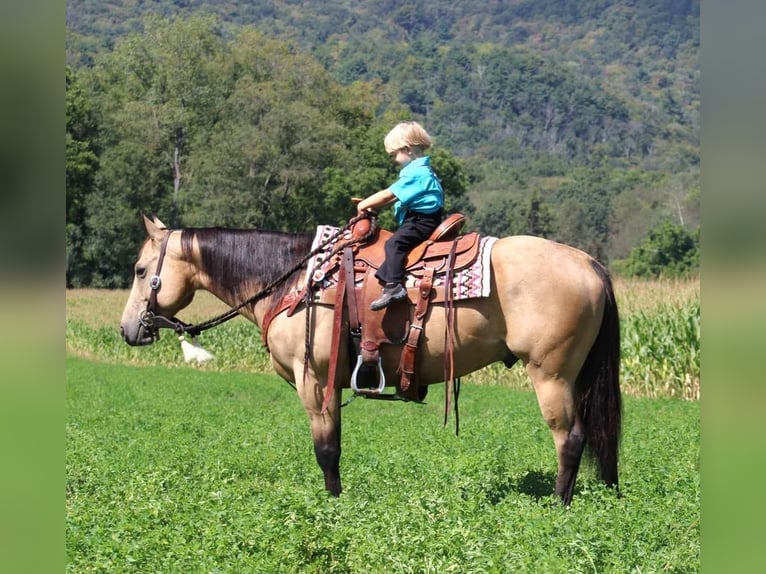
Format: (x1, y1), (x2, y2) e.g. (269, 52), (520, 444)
(137, 230), (188, 341)
(135, 212), (378, 342)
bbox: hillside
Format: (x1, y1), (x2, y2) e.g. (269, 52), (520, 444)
(66, 1), (699, 286)
(67, 1), (698, 162)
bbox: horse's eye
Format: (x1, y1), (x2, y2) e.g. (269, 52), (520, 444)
(135, 266), (147, 279)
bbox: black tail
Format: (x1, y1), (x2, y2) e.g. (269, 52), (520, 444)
(578, 260), (622, 488)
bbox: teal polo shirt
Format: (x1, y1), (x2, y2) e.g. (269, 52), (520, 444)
(389, 156), (444, 224)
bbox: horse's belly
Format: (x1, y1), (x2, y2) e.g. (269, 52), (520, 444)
(378, 301), (508, 385)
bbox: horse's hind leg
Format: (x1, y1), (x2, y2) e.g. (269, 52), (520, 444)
(555, 417), (586, 505)
(526, 367), (584, 505)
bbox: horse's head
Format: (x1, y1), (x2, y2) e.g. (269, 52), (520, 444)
(120, 215), (196, 346)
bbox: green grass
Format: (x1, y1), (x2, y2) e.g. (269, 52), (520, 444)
(66, 316), (274, 373)
(66, 357), (699, 573)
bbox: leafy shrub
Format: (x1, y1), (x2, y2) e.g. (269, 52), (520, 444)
(616, 221), (699, 279)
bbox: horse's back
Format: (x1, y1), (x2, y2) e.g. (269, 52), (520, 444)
(490, 235), (604, 299)
(491, 234), (596, 270)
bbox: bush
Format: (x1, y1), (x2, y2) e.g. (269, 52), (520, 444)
(615, 221), (699, 278)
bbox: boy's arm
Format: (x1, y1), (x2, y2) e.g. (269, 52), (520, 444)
(355, 189), (396, 213)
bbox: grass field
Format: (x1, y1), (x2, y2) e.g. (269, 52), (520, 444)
(66, 357), (699, 573)
(66, 279), (700, 571)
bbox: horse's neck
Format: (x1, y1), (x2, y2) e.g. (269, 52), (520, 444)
(185, 227), (311, 327)
(192, 270), (280, 328)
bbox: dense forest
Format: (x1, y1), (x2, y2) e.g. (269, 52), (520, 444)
(66, 0), (699, 287)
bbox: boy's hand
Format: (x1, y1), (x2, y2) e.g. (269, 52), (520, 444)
(352, 197), (372, 215)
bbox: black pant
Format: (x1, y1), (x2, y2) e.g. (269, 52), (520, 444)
(375, 210), (443, 284)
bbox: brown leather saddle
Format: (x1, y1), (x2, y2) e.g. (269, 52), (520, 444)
(327, 214), (482, 405)
(353, 214), (478, 278)
(316, 213), (480, 302)
(263, 213), (481, 410)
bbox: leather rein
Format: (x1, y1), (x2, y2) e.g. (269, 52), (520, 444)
(136, 213), (378, 342)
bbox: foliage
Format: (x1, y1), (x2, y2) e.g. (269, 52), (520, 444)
(66, 65), (100, 287)
(471, 191), (554, 239)
(67, 358), (699, 572)
(67, 0), (700, 168)
(65, 1), (700, 285)
(471, 166), (673, 264)
(616, 220), (700, 278)
(66, 315), (274, 374)
(66, 18), (472, 287)
(621, 299), (700, 400)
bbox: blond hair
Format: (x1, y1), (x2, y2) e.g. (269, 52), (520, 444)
(383, 121), (433, 154)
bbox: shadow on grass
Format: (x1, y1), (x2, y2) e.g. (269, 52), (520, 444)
(516, 470), (557, 499)
(483, 470), (558, 504)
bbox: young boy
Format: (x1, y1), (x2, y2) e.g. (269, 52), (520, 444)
(355, 121), (444, 310)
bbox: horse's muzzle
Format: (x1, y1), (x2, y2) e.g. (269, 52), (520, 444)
(120, 322), (158, 346)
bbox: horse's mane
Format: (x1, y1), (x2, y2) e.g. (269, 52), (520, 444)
(180, 228), (315, 306)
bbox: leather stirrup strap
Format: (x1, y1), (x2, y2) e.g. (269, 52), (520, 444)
(443, 239), (459, 425)
(399, 267), (435, 392)
(343, 247), (360, 335)
(321, 253), (349, 414)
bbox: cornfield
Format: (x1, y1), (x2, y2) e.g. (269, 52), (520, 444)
(616, 277), (700, 400)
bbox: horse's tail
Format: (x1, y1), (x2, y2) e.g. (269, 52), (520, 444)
(578, 259), (622, 488)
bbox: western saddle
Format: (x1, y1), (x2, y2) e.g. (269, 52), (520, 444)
(263, 213), (482, 412)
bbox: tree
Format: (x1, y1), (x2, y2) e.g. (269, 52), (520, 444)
(471, 189), (552, 239)
(429, 147), (473, 219)
(66, 65), (99, 287)
(525, 191), (554, 237)
(73, 17), (399, 285)
(64, 4), (699, 286)
(552, 168), (613, 262)
(617, 220), (699, 278)
(90, 14), (231, 226)
(180, 28), (385, 231)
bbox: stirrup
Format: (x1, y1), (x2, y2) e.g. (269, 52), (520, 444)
(350, 355), (385, 394)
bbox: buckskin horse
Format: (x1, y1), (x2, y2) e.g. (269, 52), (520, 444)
(120, 214), (621, 504)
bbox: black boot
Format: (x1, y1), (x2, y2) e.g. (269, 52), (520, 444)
(370, 283), (407, 310)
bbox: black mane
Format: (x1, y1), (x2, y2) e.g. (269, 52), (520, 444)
(180, 228), (315, 306)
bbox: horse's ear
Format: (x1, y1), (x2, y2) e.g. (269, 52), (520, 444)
(143, 214), (166, 242)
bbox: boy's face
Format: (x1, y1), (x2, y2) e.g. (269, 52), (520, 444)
(389, 146), (412, 167)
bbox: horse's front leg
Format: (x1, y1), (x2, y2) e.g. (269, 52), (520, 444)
(276, 307), (345, 496)
(310, 406), (342, 496)
(298, 371), (343, 496)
